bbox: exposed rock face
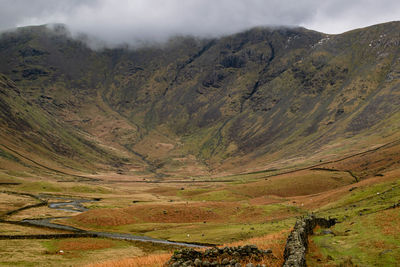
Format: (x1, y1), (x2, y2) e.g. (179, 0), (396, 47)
(166, 245), (274, 267)
(282, 215), (336, 267)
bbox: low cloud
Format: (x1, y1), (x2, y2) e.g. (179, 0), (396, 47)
(0, 0), (399, 46)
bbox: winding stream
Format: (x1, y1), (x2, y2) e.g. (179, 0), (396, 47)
(22, 196), (206, 248)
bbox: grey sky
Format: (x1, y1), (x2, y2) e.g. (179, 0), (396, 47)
(0, 0), (399, 46)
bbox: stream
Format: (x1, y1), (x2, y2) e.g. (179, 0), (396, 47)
(21, 196), (206, 248)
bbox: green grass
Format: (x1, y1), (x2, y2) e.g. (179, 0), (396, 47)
(309, 208), (400, 266)
(0, 22), (400, 267)
(317, 179), (400, 221)
(0, 172), (24, 183)
(14, 180), (112, 194)
(115, 219), (295, 244)
(66, 200), (301, 245)
(307, 177), (400, 266)
(40, 239), (59, 253)
(16, 181), (62, 193)
(0, 238), (146, 267)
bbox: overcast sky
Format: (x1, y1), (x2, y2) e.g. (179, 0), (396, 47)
(0, 0), (399, 46)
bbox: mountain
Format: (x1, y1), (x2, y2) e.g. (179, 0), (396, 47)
(0, 22), (399, 178)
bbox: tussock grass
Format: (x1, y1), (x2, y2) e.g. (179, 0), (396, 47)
(85, 253), (172, 267)
(87, 230), (289, 267)
(225, 230), (289, 266)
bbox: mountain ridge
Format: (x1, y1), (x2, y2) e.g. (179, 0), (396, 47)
(0, 21), (399, 177)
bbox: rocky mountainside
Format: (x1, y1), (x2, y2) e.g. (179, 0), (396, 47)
(0, 22), (399, 177)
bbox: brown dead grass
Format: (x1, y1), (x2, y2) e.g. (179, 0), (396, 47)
(0, 238), (144, 267)
(307, 238), (330, 266)
(57, 238), (115, 251)
(374, 207), (400, 236)
(287, 168), (400, 211)
(85, 253), (172, 267)
(358, 239), (396, 250)
(322, 142), (400, 179)
(222, 229), (289, 267)
(249, 196), (285, 205)
(0, 192), (38, 216)
(0, 222), (72, 235)
(7, 205), (80, 221)
(86, 230), (290, 267)
(73, 201), (284, 227)
(146, 186), (178, 197)
(230, 170), (354, 198)
(73, 209), (137, 226)
(226, 229), (289, 250)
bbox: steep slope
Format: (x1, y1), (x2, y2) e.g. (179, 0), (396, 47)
(108, 22), (400, 173)
(0, 22), (399, 176)
(0, 73), (133, 176)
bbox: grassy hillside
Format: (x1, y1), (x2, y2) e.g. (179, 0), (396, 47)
(0, 128), (395, 266)
(0, 22), (399, 177)
(0, 21), (399, 267)
(0, 73), (133, 177)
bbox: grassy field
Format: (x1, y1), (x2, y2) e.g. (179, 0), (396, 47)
(0, 138), (399, 266)
(0, 21), (400, 267)
(306, 167), (400, 266)
(308, 208), (400, 266)
(0, 238), (160, 267)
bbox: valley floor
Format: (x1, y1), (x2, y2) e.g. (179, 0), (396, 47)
(1, 140), (400, 266)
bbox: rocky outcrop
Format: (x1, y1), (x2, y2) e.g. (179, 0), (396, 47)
(166, 245), (274, 267)
(282, 215), (336, 267)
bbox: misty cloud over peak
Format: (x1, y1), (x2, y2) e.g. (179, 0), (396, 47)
(0, 0), (399, 47)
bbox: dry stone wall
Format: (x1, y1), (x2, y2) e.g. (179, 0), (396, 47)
(282, 215), (336, 267)
(166, 245), (274, 267)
